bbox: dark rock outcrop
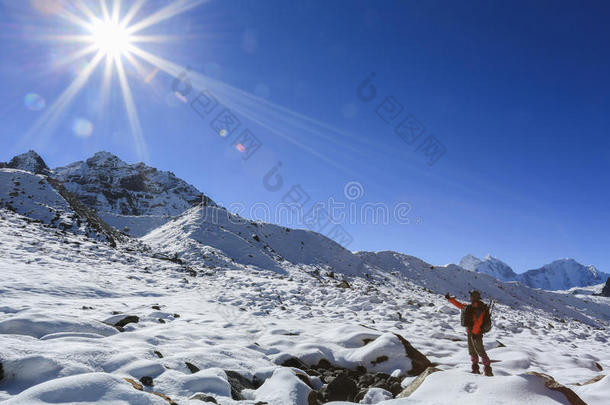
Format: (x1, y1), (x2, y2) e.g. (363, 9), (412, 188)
(324, 371), (358, 402)
(185, 362), (200, 374)
(393, 333), (433, 376)
(113, 315), (139, 328)
(139, 376), (154, 387)
(189, 393), (218, 403)
(225, 370), (258, 400)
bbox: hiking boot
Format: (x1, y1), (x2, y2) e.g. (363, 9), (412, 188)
(471, 363), (480, 374)
(484, 365), (493, 376)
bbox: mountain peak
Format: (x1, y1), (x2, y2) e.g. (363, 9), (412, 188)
(53, 151), (213, 226)
(459, 254), (482, 271)
(519, 258), (607, 290)
(85, 151), (127, 168)
(459, 254), (516, 282)
(2, 150), (50, 175)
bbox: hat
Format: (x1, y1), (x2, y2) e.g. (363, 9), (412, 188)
(469, 290), (481, 299)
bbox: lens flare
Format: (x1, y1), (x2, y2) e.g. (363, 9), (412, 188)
(24, 93), (46, 111)
(73, 118), (94, 137)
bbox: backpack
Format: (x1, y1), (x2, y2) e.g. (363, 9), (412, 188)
(461, 302), (493, 334)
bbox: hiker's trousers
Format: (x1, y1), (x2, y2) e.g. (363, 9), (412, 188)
(468, 333), (490, 366)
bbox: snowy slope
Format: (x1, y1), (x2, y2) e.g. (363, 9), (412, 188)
(359, 251), (610, 327)
(0, 169), (119, 244)
(0, 208), (608, 404)
(142, 204), (364, 275)
(459, 254), (517, 282)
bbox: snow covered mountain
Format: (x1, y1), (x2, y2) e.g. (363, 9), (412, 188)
(459, 254), (609, 290)
(519, 259), (609, 291)
(1, 150), (215, 237)
(53, 151), (214, 236)
(0, 150), (51, 176)
(459, 254), (517, 282)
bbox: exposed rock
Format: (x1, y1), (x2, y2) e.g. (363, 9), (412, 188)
(151, 391), (178, 405)
(323, 371), (358, 402)
(113, 315), (139, 328)
(526, 372), (587, 405)
(139, 376), (153, 387)
(573, 374), (605, 386)
(225, 370), (257, 400)
(189, 393), (218, 403)
(154, 350), (164, 358)
(0, 361), (3, 381)
(337, 280), (351, 288)
(393, 333), (433, 376)
(397, 366), (441, 398)
(124, 377), (143, 391)
(282, 357), (309, 370)
(185, 362), (200, 373)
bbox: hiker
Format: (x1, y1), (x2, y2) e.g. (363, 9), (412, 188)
(445, 290), (493, 376)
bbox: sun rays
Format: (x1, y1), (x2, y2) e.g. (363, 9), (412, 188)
(23, 0), (206, 159)
(21, 0), (392, 178)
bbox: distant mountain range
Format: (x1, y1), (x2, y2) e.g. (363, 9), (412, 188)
(1, 150), (607, 292)
(459, 254), (609, 291)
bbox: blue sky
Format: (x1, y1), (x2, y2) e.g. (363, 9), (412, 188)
(0, 0), (608, 272)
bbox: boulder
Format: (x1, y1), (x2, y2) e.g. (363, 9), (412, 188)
(323, 371), (358, 402)
(397, 366), (441, 398)
(393, 333), (433, 376)
(526, 372), (587, 405)
(225, 370), (256, 400)
(189, 393), (218, 403)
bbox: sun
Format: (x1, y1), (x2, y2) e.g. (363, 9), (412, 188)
(25, 0), (206, 160)
(89, 18), (132, 57)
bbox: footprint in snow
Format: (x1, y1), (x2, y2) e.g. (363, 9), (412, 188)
(464, 382), (478, 393)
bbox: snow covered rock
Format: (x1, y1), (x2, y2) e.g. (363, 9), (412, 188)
(0, 314), (118, 339)
(359, 387), (393, 403)
(248, 368), (313, 405)
(573, 375), (610, 405)
(2, 372), (168, 404)
(374, 370), (583, 404)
